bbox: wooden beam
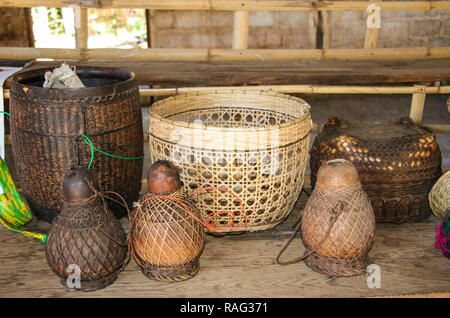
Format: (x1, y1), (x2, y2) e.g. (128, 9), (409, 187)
(0, 0), (449, 11)
(0, 47), (449, 61)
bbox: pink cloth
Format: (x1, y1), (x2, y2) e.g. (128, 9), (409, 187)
(435, 224), (450, 259)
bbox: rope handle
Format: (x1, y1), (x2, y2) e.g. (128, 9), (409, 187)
(276, 201), (345, 266)
(77, 134), (144, 169)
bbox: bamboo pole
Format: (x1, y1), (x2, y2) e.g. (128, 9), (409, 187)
(137, 85), (450, 96)
(409, 85), (427, 124)
(1, 0), (449, 11)
(422, 124), (450, 134)
(364, 1), (381, 49)
(5, 84), (450, 100)
(321, 11), (331, 49)
(1, 47), (449, 61)
(232, 11), (249, 49)
(74, 6), (88, 50)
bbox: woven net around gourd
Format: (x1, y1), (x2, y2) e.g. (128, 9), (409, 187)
(45, 196), (128, 290)
(148, 90), (312, 233)
(429, 171), (450, 221)
(276, 180), (376, 277)
(301, 182), (376, 260)
(131, 190), (205, 281)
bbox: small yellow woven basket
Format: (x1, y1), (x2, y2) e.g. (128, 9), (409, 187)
(429, 171), (450, 220)
(148, 90), (312, 233)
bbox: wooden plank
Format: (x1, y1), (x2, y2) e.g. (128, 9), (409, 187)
(1, 0), (449, 11)
(12, 59), (450, 86)
(0, 47), (449, 62)
(0, 189), (448, 298)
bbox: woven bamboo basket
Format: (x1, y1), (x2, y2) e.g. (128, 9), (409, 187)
(9, 66), (144, 223)
(429, 171), (450, 221)
(148, 90), (312, 233)
(310, 117), (442, 223)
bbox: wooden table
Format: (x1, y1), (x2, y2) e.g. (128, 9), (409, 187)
(1, 188), (448, 298)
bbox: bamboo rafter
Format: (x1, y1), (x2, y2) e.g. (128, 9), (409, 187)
(1, 0), (450, 11)
(0, 47), (449, 61)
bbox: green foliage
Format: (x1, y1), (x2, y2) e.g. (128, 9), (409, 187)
(31, 8), (148, 43)
(88, 9), (147, 38)
(48, 8), (66, 35)
(32, 7), (66, 35)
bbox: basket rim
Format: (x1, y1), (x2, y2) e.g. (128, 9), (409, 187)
(149, 89), (312, 133)
(11, 66), (137, 99)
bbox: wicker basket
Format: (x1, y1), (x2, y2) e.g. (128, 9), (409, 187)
(277, 159), (376, 277)
(447, 96), (450, 114)
(9, 66), (144, 222)
(429, 171), (450, 221)
(148, 90), (312, 233)
(131, 190), (205, 282)
(310, 117), (442, 223)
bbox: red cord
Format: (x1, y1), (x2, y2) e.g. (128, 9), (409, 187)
(129, 187), (247, 269)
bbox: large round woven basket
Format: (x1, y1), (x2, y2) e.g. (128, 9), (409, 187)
(310, 117), (442, 223)
(148, 90), (312, 233)
(10, 66), (144, 222)
(429, 171), (450, 221)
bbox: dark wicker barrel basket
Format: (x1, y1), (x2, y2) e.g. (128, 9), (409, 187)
(310, 117), (442, 224)
(9, 66), (143, 222)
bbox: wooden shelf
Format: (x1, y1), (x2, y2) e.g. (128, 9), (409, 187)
(17, 59), (450, 86)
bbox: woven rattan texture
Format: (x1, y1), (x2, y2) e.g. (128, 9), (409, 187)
(45, 196), (128, 290)
(9, 67), (144, 222)
(304, 251), (369, 277)
(131, 191), (205, 282)
(310, 117), (442, 223)
(429, 171), (450, 220)
(301, 182), (376, 260)
(149, 90), (312, 233)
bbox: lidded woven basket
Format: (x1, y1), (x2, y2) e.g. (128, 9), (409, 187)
(277, 159), (376, 277)
(45, 166), (128, 291)
(130, 161), (205, 282)
(9, 66), (143, 222)
(148, 90), (312, 233)
(429, 171), (450, 221)
(310, 117), (442, 223)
